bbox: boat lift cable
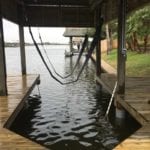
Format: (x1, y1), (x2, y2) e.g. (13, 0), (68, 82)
(29, 27), (70, 85)
(21, 0), (104, 85)
(38, 29), (88, 79)
(73, 20), (103, 82)
(29, 20), (103, 85)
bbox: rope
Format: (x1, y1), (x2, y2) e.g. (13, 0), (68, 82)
(29, 27), (66, 85)
(38, 29), (88, 79)
(29, 22), (103, 85)
(22, 0), (104, 85)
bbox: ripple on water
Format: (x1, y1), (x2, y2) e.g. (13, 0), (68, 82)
(9, 49), (119, 150)
(52, 125), (61, 129)
(83, 131), (98, 138)
(61, 120), (69, 124)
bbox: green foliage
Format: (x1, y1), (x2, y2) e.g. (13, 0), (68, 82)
(107, 5), (150, 52)
(126, 5), (150, 52)
(127, 5), (150, 39)
(102, 49), (150, 76)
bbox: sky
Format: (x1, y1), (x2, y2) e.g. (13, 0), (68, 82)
(3, 19), (69, 44)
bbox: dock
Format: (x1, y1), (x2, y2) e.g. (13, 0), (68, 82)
(0, 74), (47, 149)
(95, 59), (150, 150)
(1, 0), (150, 149)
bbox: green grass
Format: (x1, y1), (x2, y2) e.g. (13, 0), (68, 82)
(102, 49), (150, 77)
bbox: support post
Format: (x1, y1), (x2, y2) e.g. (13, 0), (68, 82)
(117, 0), (126, 94)
(69, 36), (73, 53)
(0, 7), (7, 96)
(116, 0), (127, 124)
(19, 25), (26, 75)
(95, 7), (101, 77)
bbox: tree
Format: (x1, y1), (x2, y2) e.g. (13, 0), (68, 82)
(126, 5), (150, 52)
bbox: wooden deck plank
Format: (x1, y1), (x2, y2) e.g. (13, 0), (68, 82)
(96, 73), (150, 150)
(114, 125), (150, 150)
(97, 73), (150, 125)
(0, 74), (47, 149)
(93, 56), (150, 149)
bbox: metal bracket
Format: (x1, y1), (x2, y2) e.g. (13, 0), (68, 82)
(122, 48), (127, 60)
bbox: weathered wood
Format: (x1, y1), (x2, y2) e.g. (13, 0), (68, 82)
(0, 75), (47, 149)
(117, 0), (127, 95)
(96, 40), (101, 76)
(23, 6), (95, 27)
(1, 0), (150, 27)
(95, 8), (102, 77)
(96, 73), (150, 125)
(1, 0), (18, 24)
(114, 124), (150, 150)
(69, 37), (73, 53)
(19, 25), (26, 75)
(0, 128), (46, 150)
(96, 71), (150, 149)
(25, 0), (89, 6)
(0, 5), (7, 96)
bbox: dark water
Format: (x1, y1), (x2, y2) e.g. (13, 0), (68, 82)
(6, 45), (140, 150)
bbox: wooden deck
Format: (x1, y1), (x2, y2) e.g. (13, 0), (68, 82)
(0, 75), (47, 149)
(115, 124), (150, 150)
(96, 66), (150, 150)
(96, 74), (150, 125)
(92, 56), (150, 149)
(97, 74), (150, 149)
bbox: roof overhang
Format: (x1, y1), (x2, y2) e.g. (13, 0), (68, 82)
(1, 0), (150, 27)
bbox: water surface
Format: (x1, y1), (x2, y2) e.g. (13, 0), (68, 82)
(7, 45), (139, 150)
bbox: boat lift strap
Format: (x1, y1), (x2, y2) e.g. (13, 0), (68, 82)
(38, 31), (88, 79)
(29, 17), (103, 85)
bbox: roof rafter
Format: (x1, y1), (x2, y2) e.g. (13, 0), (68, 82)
(23, 0), (89, 6)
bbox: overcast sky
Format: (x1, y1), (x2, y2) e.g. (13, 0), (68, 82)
(3, 19), (69, 44)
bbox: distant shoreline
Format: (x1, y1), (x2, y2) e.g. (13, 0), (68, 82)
(5, 42), (68, 47)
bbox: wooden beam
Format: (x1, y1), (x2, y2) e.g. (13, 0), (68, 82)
(0, 4), (7, 96)
(95, 8), (102, 77)
(69, 37), (73, 53)
(24, 0), (89, 6)
(22, 6), (94, 27)
(1, 0), (18, 24)
(19, 25), (26, 75)
(117, 0), (127, 95)
(89, 0), (104, 11)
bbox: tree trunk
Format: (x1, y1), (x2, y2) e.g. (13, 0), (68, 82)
(127, 40), (134, 51)
(143, 35), (148, 53)
(133, 32), (141, 52)
(105, 24), (111, 55)
(131, 36), (135, 51)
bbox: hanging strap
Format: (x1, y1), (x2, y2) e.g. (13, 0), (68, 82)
(29, 18), (103, 85)
(38, 30), (88, 79)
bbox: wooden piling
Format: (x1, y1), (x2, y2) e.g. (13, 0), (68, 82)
(69, 36), (73, 53)
(95, 7), (101, 77)
(19, 25), (26, 75)
(0, 5), (7, 96)
(117, 0), (127, 95)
